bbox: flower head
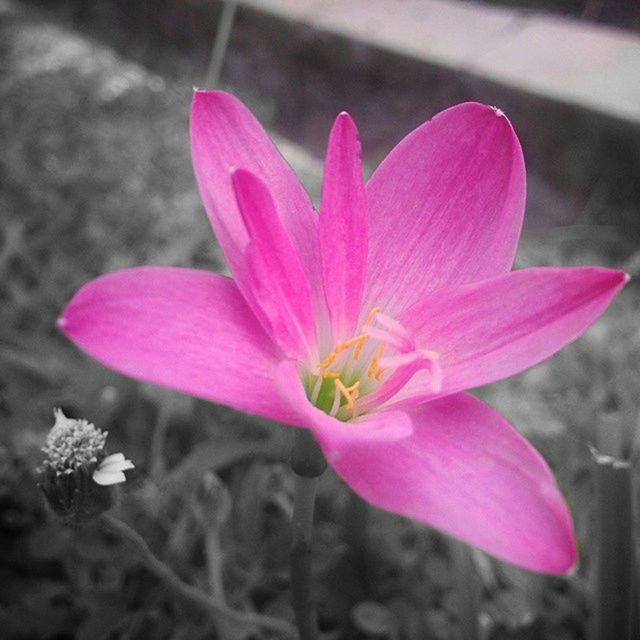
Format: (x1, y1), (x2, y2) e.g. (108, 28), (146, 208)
(42, 408), (107, 472)
(38, 409), (134, 522)
(59, 91), (627, 572)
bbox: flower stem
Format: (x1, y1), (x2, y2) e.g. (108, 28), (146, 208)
(344, 489), (370, 584)
(205, 0), (237, 87)
(100, 513), (296, 638)
(290, 429), (327, 640)
(451, 539), (481, 640)
(204, 525), (226, 602)
(150, 401), (171, 482)
(591, 449), (635, 640)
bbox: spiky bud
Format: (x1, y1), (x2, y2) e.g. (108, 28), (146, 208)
(37, 409), (134, 523)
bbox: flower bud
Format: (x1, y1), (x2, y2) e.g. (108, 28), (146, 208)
(37, 409), (134, 523)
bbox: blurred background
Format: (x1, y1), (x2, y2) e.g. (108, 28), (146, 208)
(1, 0), (640, 638)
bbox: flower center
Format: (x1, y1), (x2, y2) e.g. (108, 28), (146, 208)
(305, 308), (441, 421)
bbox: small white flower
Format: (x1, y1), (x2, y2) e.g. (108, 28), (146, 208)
(39, 409), (135, 522)
(93, 452), (135, 486)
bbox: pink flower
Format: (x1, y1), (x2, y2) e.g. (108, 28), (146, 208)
(60, 91), (627, 574)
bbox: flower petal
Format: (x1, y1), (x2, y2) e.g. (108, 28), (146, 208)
(320, 112), (367, 340)
(393, 267), (628, 405)
(99, 458), (135, 473)
(364, 103), (525, 315)
(59, 267), (298, 425)
(233, 169), (317, 360)
(275, 360), (412, 450)
(93, 469), (127, 486)
(190, 91), (323, 308)
(101, 453), (125, 465)
(328, 393), (577, 574)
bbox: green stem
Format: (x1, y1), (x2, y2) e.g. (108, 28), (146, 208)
(100, 513), (296, 638)
(290, 429), (326, 640)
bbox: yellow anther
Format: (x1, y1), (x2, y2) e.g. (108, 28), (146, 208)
(368, 344), (386, 379)
(318, 333), (369, 373)
(375, 368), (385, 381)
(322, 370), (340, 379)
(334, 379), (360, 411)
(353, 336), (367, 361)
(342, 334), (367, 350)
(365, 306), (382, 326)
(319, 353), (336, 370)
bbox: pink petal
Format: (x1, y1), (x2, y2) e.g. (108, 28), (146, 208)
(275, 360), (412, 450)
(393, 267), (627, 405)
(320, 112), (367, 340)
(328, 393), (577, 574)
(190, 91), (323, 308)
(364, 103), (525, 316)
(233, 169), (317, 360)
(59, 267), (299, 425)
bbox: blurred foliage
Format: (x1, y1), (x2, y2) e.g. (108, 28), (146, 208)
(2, 2), (640, 639)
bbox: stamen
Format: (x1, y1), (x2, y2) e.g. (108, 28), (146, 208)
(353, 307), (381, 361)
(365, 307), (381, 325)
(329, 383), (342, 417)
(368, 344), (386, 379)
(319, 353), (336, 370)
(353, 336), (367, 361)
(335, 334), (368, 357)
(311, 305), (441, 419)
(310, 374), (323, 404)
(334, 379), (361, 411)
(319, 334), (369, 376)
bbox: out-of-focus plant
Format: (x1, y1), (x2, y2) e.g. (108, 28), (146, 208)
(35, 409), (297, 638)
